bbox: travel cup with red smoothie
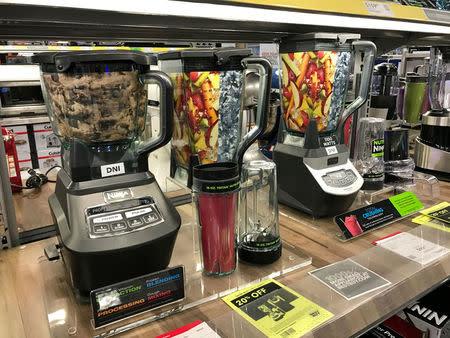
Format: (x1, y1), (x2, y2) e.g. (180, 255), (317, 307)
(193, 162), (240, 276)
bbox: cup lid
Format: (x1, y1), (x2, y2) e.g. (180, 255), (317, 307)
(193, 162), (239, 181)
(193, 162), (240, 193)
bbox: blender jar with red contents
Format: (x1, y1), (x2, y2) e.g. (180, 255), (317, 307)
(192, 162), (240, 276)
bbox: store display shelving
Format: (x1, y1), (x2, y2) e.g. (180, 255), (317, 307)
(1, 1), (450, 337)
(1, 0), (450, 53)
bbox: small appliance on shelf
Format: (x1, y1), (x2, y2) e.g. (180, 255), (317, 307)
(414, 46), (450, 180)
(33, 51), (181, 299)
(158, 48), (272, 185)
(273, 33), (376, 217)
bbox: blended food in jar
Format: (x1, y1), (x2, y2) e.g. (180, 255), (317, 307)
(43, 71), (147, 143)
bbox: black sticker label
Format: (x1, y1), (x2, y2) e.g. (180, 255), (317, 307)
(428, 207), (450, 224)
(371, 139), (384, 157)
(319, 135), (338, 148)
(90, 266), (184, 328)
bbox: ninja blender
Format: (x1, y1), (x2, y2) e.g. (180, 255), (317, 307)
(158, 48), (272, 184)
(33, 51), (181, 298)
(274, 33), (376, 217)
(414, 46), (450, 179)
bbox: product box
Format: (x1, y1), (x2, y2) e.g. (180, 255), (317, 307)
(33, 122), (60, 152)
(37, 149), (61, 170)
(6, 124), (32, 171)
(402, 282), (450, 338)
(361, 315), (424, 337)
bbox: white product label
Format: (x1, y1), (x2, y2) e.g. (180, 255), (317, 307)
(93, 214), (123, 224)
(100, 162), (125, 177)
(378, 232), (449, 265)
(125, 208), (152, 219)
(325, 146), (338, 155)
(364, 1), (394, 17)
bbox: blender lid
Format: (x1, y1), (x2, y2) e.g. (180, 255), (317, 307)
(374, 63), (398, 76)
(286, 33), (361, 42)
(406, 74), (427, 82)
(32, 51), (156, 72)
(279, 33), (360, 52)
(158, 48), (252, 65)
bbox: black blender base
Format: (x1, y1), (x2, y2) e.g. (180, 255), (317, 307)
(238, 243), (282, 265)
(415, 167), (450, 182)
(278, 188), (357, 218)
(50, 171), (181, 299)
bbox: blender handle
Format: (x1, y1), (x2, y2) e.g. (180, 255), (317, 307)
(234, 57), (272, 166)
(137, 71), (174, 164)
(336, 40), (377, 144)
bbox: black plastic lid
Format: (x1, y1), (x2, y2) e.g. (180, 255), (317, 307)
(406, 74), (427, 82)
(374, 63), (398, 76)
(158, 48), (252, 71)
(192, 162), (239, 193)
(32, 51), (156, 72)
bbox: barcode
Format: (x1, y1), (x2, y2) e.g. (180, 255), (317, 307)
(281, 328), (296, 337)
(310, 310), (320, 317)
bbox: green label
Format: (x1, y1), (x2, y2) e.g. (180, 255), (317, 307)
(371, 139), (384, 157)
(389, 191), (423, 217)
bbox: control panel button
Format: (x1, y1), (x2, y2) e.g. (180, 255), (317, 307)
(143, 214), (158, 224)
(128, 218), (144, 228)
(93, 213), (123, 224)
(93, 224), (110, 234)
(111, 222), (127, 231)
(125, 207), (152, 219)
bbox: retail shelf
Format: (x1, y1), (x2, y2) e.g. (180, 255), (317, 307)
(0, 1), (450, 53)
(0, 45), (178, 53)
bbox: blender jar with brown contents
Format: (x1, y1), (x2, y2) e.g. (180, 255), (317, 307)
(34, 51), (173, 182)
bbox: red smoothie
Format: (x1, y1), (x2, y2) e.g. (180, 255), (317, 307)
(198, 192), (237, 275)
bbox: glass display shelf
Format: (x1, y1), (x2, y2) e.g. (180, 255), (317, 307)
(202, 224), (450, 338)
(280, 171), (440, 242)
(40, 205), (311, 337)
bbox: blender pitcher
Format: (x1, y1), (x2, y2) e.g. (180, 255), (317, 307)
(279, 33), (376, 143)
(35, 51), (173, 182)
(159, 48), (272, 184)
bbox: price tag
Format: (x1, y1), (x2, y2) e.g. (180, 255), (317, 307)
(364, 1), (394, 17)
(222, 279), (333, 337)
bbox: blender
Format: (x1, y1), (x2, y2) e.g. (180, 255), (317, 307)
(158, 48), (272, 184)
(414, 46), (450, 178)
(273, 33), (376, 217)
(32, 51), (181, 298)
(368, 63), (399, 121)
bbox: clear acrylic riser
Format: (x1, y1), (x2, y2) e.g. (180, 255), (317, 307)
(280, 171), (441, 242)
(41, 205), (311, 337)
(203, 225), (450, 338)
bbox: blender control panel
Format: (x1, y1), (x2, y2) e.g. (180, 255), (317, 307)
(85, 197), (163, 238)
(322, 169), (357, 188)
